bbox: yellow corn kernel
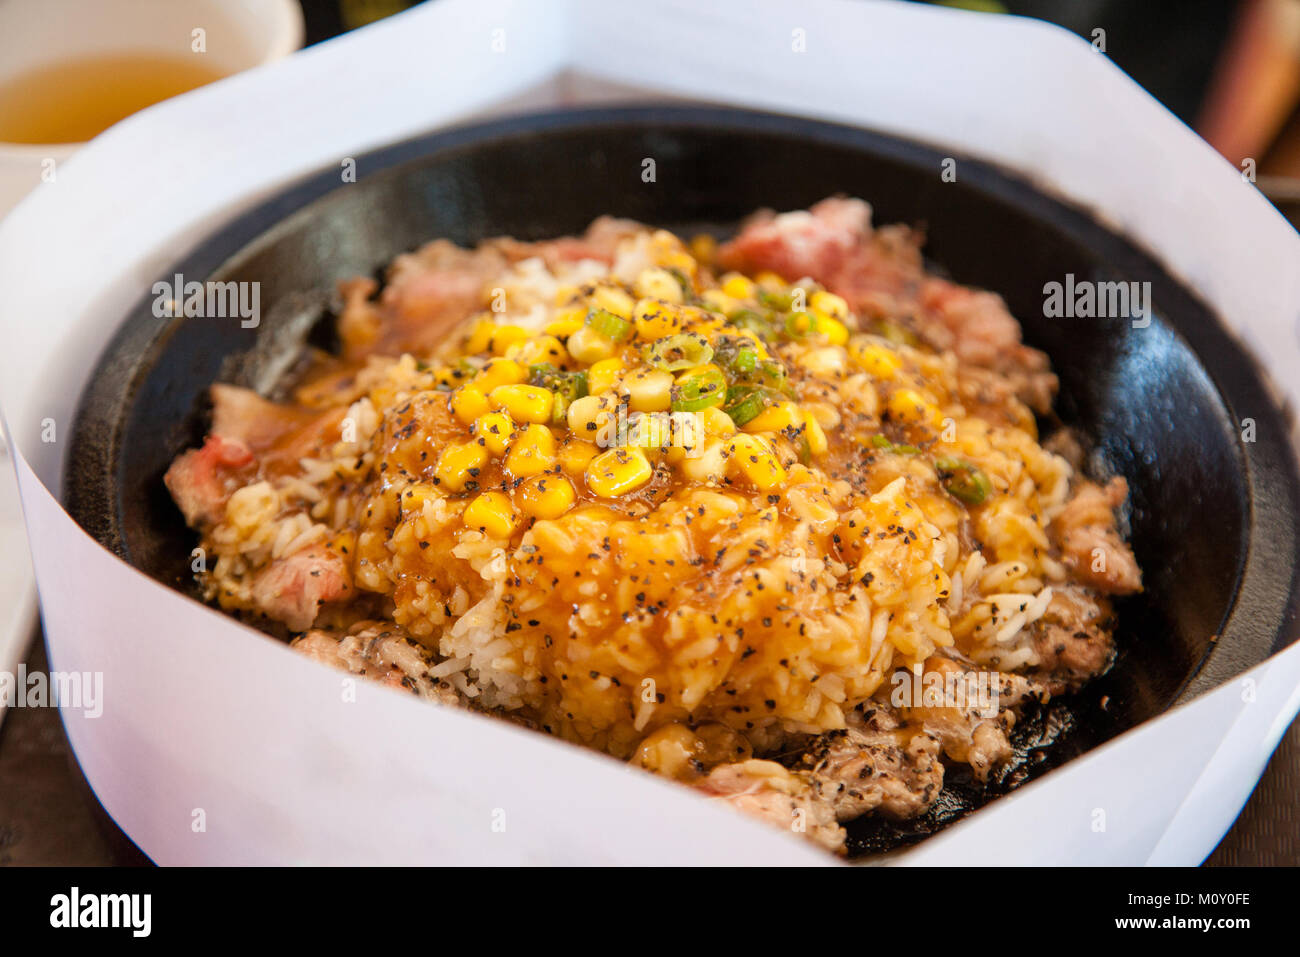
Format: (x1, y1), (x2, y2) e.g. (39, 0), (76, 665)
(698, 289), (738, 316)
(462, 317), (498, 355)
(803, 401), (841, 430)
(721, 273), (757, 300)
(473, 411), (515, 456)
(435, 441), (489, 492)
(545, 314), (584, 339)
(586, 447), (653, 498)
(755, 270), (786, 289)
(553, 285), (581, 307)
(590, 284), (636, 320)
(743, 401), (802, 434)
(505, 424), (557, 477)
(473, 358), (528, 391)
(489, 325), (531, 356)
(654, 240), (698, 278)
(810, 290), (850, 322)
(450, 386), (492, 426)
(516, 474), (577, 519)
(559, 439), (601, 476)
(697, 405), (737, 437)
(632, 298), (683, 340)
(586, 358), (626, 396)
(634, 268), (685, 304)
(565, 324), (616, 364)
(803, 410), (829, 456)
(850, 341), (903, 379)
(433, 364), (473, 391)
(819, 317), (850, 346)
(797, 345), (848, 376)
(689, 233), (717, 264)
(399, 482), (441, 513)
(328, 529), (357, 557)
(566, 394), (610, 437)
(505, 334), (568, 368)
(886, 387), (942, 426)
(679, 437), (728, 483)
(490, 384), (554, 424)
(727, 433), (787, 491)
(463, 491), (518, 538)
(621, 367), (674, 413)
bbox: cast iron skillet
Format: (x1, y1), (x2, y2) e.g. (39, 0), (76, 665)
(65, 106), (1300, 856)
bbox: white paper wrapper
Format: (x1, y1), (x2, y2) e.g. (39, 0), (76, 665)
(1, 0), (1298, 865)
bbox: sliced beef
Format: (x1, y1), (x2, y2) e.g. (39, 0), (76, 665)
(799, 704), (945, 822)
(1052, 477), (1142, 595)
(293, 621), (462, 707)
(163, 434), (254, 527)
(717, 197), (1057, 412)
(897, 657), (1049, 783)
(210, 383), (347, 470)
(696, 759), (845, 853)
(491, 215), (643, 268)
(1028, 584), (1117, 694)
(251, 543), (353, 632)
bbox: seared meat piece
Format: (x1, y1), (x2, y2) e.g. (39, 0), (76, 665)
(251, 543), (353, 632)
(335, 240), (506, 360)
(897, 657), (1049, 783)
(716, 196), (1057, 412)
(696, 759), (845, 853)
(1042, 427), (1086, 470)
(209, 383), (347, 469)
(717, 198), (878, 285)
(1052, 477), (1142, 595)
(163, 434), (254, 527)
(1028, 584), (1116, 693)
(800, 705), (945, 822)
(491, 215), (643, 268)
(916, 279), (1057, 413)
(293, 621), (462, 707)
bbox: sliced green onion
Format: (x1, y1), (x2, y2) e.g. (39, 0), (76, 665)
(757, 359), (787, 386)
(727, 308), (777, 340)
(645, 333), (713, 372)
(585, 307), (633, 342)
(784, 311), (824, 339)
(869, 435), (920, 455)
(757, 288), (794, 311)
(712, 336), (761, 375)
(875, 320), (920, 347)
(935, 457), (991, 506)
(529, 364), (588, 424)
(723, 387), (770, 426)
(666, 267), (694, 298)
(671, 367), (727, 413)
(731, 347), (759, 374)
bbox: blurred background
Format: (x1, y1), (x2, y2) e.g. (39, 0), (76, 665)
(296, 0), (1300, 206)
(0, 0), (1296, 867)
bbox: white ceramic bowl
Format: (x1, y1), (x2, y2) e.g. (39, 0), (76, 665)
(0, 0), (304, 218)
